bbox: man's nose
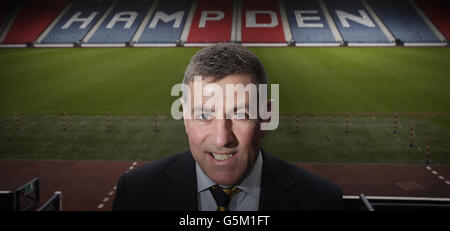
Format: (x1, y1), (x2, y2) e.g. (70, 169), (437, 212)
(212, 119), (236, 148)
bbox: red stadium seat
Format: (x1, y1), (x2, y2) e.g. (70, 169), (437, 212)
(241, 0), (286, 43)
(187, 0), (233, 43)
(0, 0), (15, 29)
(3, 0), (69, 44)
(415, 0), (450, 40)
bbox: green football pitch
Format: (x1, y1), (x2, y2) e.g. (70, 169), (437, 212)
(0, 47), (449, 163)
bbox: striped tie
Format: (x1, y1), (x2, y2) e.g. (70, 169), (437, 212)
(209, 185), (241, 211)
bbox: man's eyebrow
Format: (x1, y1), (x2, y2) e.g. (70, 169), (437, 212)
(192, 106), (202, 112)
(192, 106), (213, 113)
(232, 104), (249, 112)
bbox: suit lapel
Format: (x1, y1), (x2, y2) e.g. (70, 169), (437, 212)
(259, 151), (299, 211)
(162, 150), (300, 211)
(165, 151), (198, 211)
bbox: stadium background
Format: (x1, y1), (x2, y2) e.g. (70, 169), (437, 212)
(0, 0), (449, 211)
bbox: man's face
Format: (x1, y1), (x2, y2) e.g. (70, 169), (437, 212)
(183, 74), (264, 186)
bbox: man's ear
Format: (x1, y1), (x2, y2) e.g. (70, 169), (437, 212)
(259, 128), (267, 138)
(184, 120), (189, 134)
(181, 98), (189, 134)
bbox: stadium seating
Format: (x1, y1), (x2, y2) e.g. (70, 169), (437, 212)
(2, 0), (69, 44)
(41, 0), (113, 44)
(186, 0), (234, 43)
(241, 0), (286, 43)
(368, 0), (441, 43)
(415, 0), (450, 40)
(87, 0), (153, 44)
(1, 0), (448, 46)
(0, 0), (15, 30)
(324, 0), (390, 43)
(137, 0), (190, 44)
(284, 0), (337, 44)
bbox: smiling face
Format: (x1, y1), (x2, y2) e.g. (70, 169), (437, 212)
(183, 74), (264, 186)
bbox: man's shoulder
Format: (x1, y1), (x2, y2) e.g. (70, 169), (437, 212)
(113, 151), (197, 210)
(262, 151), (343, 210)
(263, 152), (336, 187)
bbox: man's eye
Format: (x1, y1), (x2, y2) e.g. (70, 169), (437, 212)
(200, 113), (213, 120)
(234, 112), (247, 120)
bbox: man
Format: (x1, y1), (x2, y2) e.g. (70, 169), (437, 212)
(113, 43), (343, 211)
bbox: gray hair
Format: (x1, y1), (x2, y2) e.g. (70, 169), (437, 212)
(183, 43), (268, 85)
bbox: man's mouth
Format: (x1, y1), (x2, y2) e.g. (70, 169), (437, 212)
(210, 152), (235, 161)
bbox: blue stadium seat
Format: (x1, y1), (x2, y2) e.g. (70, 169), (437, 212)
(324, 0), (389, 43)
(137, 0), (190, 44)
(367, 0), (440, 43)
(41, 0), (113, 44)
(284, 0), (337, 43)
(87, 0), (153, 44)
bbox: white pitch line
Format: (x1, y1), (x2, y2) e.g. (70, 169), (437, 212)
(425, 168), (449, 186)
(98, 187), (116, 209)
(398, 122), (402, 129)
(417, 145), (422, 152)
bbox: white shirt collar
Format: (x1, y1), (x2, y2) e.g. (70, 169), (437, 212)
(196, 150), (263, 199)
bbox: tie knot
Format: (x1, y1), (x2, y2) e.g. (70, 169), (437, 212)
(209, 185), (241, 211)
(213, 185), (241, 196)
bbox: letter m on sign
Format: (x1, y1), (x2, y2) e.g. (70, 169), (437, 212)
(149, 11), (185, 29)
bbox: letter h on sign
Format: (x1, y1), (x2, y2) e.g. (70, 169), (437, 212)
(62, 11), (98, 29)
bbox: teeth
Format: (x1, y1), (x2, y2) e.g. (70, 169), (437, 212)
(211, 153), (233, 161)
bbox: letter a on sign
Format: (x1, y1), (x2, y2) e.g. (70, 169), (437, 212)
(106, 11), (138, 29)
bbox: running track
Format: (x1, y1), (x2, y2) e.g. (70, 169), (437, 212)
(0, 160), (449, 210)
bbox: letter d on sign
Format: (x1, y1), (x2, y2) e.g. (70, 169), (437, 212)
(246, 11), (278, 28)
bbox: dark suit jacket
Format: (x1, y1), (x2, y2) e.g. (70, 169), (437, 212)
(113, 150), (343, 211)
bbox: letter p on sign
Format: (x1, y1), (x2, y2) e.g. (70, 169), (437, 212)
(199, 11), (224, 28)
